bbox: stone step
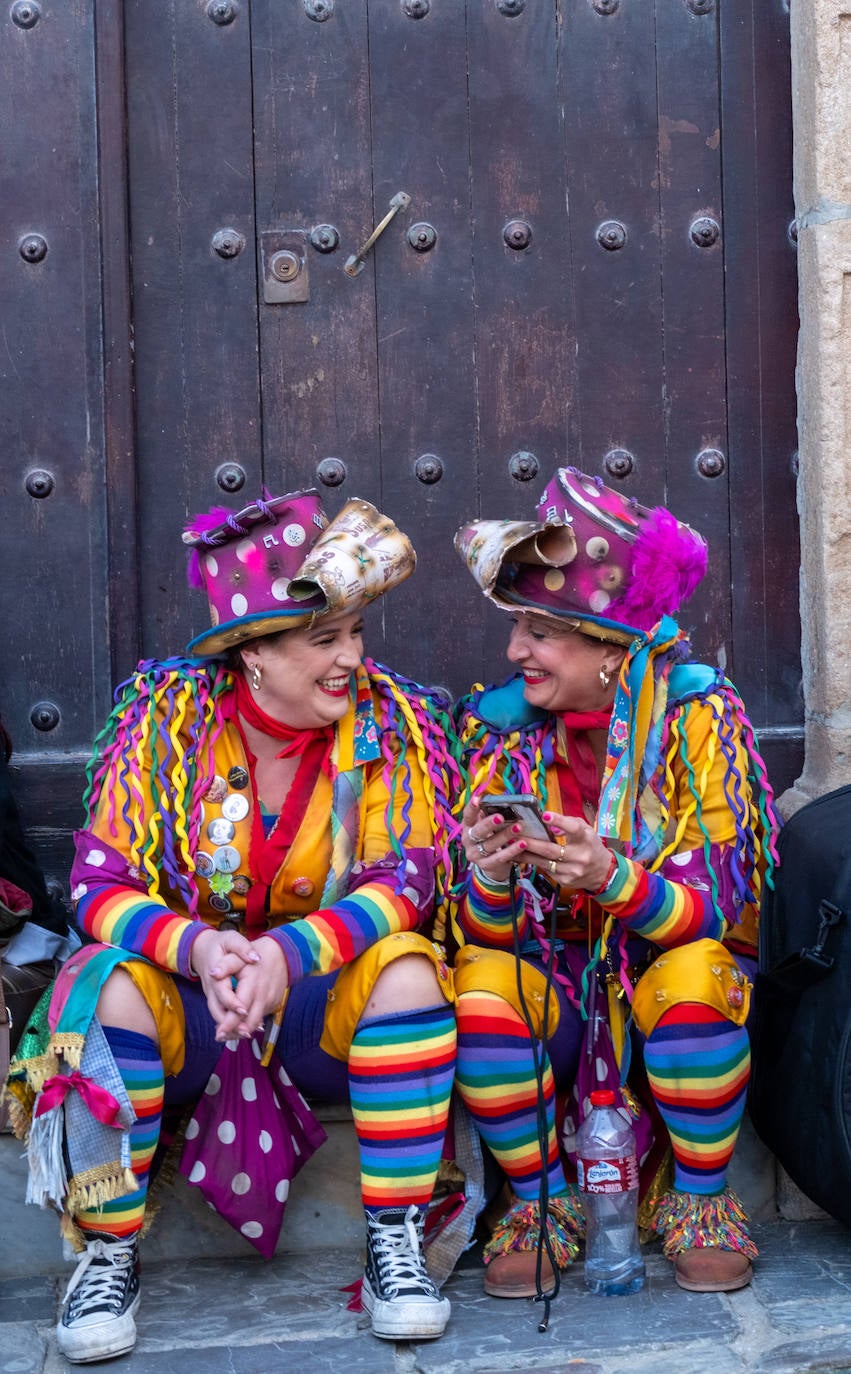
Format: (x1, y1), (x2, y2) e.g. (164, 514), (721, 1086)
(2, 1104), (798, 1283)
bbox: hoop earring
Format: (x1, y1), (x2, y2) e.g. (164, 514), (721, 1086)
(251, 662), (263, 692)
(599, 665), (612, 690)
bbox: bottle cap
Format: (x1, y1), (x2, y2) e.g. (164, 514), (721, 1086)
(589, 1089), (616, 1106)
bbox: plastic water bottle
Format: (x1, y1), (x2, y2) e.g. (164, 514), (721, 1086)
(576, 1088), (645, 1296)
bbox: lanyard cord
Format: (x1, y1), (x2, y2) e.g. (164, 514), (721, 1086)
(509, 865), (561, 1332)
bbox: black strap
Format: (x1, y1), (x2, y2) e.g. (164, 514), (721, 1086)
(764, 847), (850, 993)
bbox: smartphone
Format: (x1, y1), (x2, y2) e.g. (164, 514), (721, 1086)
(479, 792), (555, 844)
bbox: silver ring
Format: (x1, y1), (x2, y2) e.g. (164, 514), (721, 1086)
(558, 845), (565, 862)
(477, 841), (487, 857)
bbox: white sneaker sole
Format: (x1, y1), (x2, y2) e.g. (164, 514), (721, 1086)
(361, 1278), (450, 1341)
(56, 1294), (140, 1364)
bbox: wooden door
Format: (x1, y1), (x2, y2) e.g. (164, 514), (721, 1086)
(1, 0), (800, 888)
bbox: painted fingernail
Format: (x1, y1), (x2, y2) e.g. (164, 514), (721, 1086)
(512, 824), (522, 834)
(491, 815), (503, 826)
(542, 812), (553, 822)
(518, 840), (527, 850)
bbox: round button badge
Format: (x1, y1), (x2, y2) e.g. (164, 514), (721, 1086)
(195, 851), (215, 879)
(204, 775), (228, 804)
(213, 845), (241, 874)
(228, 765), (249, 790)
(207, 817), (236, 846)
(222, 793), (249, 823)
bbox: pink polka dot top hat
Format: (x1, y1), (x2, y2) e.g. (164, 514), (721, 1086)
(183, 488), (416, 656)
(454, 465), (707, 642)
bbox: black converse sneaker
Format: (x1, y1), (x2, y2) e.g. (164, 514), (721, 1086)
(57, 1234), (141, 1363)
(361, 1205), (451, 1340)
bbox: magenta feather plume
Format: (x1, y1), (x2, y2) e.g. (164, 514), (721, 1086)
(184, 507), (233, 588)
(608, 507), (708, 631)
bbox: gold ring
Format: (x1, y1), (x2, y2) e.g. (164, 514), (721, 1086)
(548, 858), (558, 875)
(558, 844), (566, 862)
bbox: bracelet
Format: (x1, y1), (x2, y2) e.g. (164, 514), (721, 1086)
(588, 848), (619, 896)
(471, 862), (511, 889)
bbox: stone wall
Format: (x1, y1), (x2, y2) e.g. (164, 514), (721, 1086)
(785, 0), (851, 813)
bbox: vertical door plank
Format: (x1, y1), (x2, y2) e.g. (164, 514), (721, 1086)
(0, 1), (105, 877)
(654, 1), (729, 663)
(0, 4), (106, 742)
(125, 0), (261, 656)
(466, 1), (575, 689)
(561, 0), (666, 498)
(252, 0), (379, 500)
(721, 0), (801, 785)
(366, 0), (477, 690)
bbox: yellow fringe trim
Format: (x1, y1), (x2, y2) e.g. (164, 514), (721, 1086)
(66, 1164), (138, 1216)
(50, 1033), (85, 1072)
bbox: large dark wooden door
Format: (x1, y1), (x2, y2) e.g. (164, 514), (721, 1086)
(1, 0), (800, 889)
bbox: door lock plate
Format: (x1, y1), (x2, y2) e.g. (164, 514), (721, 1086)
(261, 230), (309, 303)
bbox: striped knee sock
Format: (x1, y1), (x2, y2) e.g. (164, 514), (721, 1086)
(455, 990), (566, 1202)
(349, 1003), (456, 1213)
(75, 1025), (164, 1240)
(644, 1004), (750, 1195)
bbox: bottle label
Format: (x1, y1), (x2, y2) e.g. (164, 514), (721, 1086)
(577, 1154), (639, 1193)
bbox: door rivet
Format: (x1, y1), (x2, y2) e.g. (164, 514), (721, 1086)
(212, 228), (245, 259)
(30, 701), (60, 732)
(19, 233), (47, 263)
(415, 454), (444, 484)
(25, 468), (55, 498)
(503, 220), (532, 251)
(596, 220), (627, 251)
(310, 224), (340, 253)
(207, 0), (238, 22)
(317, 458), (347, 487)
(690, 216), (720, 248)
(304, 0), (334, 19)
(592, 0), (619, 13)
(509, 451), (539, 482)
(215, 463), (246, 493)
(403, 0), (430, 15)
(407, 223), (437, 253)
(11, 1), (40, 27)
(604, 448), (634, 479)
(696, 448), (725, 478)
(497, 0), (526, 13)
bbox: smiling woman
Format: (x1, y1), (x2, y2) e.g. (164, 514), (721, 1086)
(451, 466), (779, 1303)
(6, 490), (461, 1360)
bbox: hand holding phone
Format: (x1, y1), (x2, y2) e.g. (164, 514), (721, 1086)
(479, 793), (556, 845)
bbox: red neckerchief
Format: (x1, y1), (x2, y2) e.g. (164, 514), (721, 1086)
(228, 672), (335, 931)
(554, 707), (613, 818)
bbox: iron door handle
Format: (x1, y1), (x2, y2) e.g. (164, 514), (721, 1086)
(344, 192), (411, 277)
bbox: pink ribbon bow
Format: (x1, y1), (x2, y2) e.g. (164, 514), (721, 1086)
(35, 1071), (123, 1127)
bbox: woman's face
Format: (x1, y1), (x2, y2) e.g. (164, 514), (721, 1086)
(243, 610), (364, 729)
(506, 613), (623, 714)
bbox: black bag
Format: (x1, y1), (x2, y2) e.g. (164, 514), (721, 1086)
(749, 784), (851, 1226)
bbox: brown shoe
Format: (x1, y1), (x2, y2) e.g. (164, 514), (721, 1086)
(484, 1248), (557, 1299)
(674, 1247), (753, 1292)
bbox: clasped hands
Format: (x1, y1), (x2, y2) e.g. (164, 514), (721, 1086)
(190, 927), (288, 1042)
(461, 797), (614, 894)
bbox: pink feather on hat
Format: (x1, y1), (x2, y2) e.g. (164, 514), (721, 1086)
(184, 507), (233, 589)
(608, 507), (708, 632)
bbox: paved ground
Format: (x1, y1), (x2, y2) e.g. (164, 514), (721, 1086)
(2, 1220), (850, 1374)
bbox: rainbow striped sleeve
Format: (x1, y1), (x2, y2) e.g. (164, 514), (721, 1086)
(76, 883), (201, 978)
(269, 883), (419, 982)
(458, 866), (527, 948)
(596, 853), (725, 947)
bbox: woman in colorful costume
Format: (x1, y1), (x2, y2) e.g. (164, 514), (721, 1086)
(451, 466), (779, 1301)
(8, 490), (460, 1360)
